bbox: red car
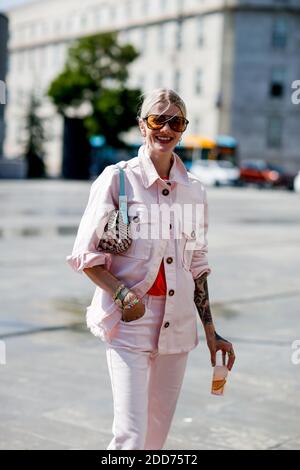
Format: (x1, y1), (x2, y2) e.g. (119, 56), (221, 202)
(239, 160), (296, 190)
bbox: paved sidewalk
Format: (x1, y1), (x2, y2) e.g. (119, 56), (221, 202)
(0, 180), (299, 450)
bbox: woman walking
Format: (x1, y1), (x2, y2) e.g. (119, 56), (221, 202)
(67, 88), (235, 450)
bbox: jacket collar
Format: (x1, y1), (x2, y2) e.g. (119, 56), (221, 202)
(138, 144), (190, 189)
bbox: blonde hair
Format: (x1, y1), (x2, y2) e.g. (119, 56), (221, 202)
(137, 88), (187, 119)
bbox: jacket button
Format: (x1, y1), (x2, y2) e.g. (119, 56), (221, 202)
(166, 257), (173, 264)
(191, 230), (196, 238)
(164, 322), (170, 328)
(162, 189), (169, 196)
(168, 289), (175, 296)
(169, 224), (172, 229)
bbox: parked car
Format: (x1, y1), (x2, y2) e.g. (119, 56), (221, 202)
(239, 160), (296, 190)
(189, 159), (240, 187)
(294, 171), (300, 193)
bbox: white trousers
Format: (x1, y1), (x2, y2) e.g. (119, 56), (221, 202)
(105, 294), (189, 450)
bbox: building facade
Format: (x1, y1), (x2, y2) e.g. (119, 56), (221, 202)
(0, 13), (8, 158)
(3, 0), (300, 176)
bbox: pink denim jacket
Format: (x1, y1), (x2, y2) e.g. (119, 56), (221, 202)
(66, 145), (211, 354)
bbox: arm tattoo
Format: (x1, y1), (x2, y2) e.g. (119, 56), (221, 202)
(194, 274), (213, 325)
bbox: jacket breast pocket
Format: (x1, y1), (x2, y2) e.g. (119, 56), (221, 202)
(118, 211), (154, 260)
(181, 220), (204, 271)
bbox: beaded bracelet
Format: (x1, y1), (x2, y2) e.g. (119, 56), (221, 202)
(112, 283), (126, 301)
(113, 287), (131, 309)
(117, 286), (131, 303)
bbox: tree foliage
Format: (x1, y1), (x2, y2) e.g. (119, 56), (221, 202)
(48, 32), (141, 147)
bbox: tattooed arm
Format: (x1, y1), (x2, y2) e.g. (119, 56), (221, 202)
(194, 272), (214, 327)
(194, 272), (236, 370)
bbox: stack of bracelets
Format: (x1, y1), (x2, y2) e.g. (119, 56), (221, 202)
(112, 283), (140, 310)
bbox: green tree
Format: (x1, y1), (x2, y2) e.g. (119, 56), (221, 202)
(47, 32), (141, 147)
(24, 94), (46, 178)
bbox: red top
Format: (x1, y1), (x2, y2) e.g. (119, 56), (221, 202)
(146, 176), (169, 296)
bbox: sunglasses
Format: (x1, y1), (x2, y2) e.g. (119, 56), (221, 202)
(143, 114), (189, 133)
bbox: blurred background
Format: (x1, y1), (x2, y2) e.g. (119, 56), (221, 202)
(0, 0), (299, 451)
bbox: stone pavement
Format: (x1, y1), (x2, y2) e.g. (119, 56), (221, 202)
(0, 180), (299, 450)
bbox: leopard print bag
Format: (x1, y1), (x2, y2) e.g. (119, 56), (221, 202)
(97, 167), (132, 254)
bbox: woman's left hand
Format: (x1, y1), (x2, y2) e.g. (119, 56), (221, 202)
(121, 291), (145, 322)
(206, 328), (236, 371)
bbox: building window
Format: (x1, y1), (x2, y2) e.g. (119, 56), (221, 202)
(54, 20), (61, 34)
(42, 22), (48, 36)
(127, 1), (132, 19)
(111, 6), (116, 21)
(30, 23), (36, 39)
(176, 21), (182, 49)
(197, 16), (204, 47)
(142, 0), (148, 16)
(156, 72), (163, 88)
(30, 47), (37, 70)
(141, 27), (147, 51)
(18, 51), (24, 72)
(59, 43), (66, 67)
(161, 0), (167, 12)
(174, 70), (180, 93)
(177, 0), (184, 11)
(80, 15), (87, 28)
(94, 9), (101, 27)
(25, 50), (30, 69)
(195, 68), (202, 95)
(269, 67), (285, 98)
(158, 24), (165, 51)
(52, 44), (59, 66)
(267, 116), (282, 148)
(66, 16), (75, 32)
(272, 18), (288, 49)
(194, 116), (200, 134)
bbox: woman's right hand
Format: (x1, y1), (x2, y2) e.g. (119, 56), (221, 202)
(121, 291), (145, 322)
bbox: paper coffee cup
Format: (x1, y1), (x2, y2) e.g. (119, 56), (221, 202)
(211, 352), (228, 396)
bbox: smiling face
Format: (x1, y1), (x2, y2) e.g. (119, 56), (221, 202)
(139, 101), (184, 156)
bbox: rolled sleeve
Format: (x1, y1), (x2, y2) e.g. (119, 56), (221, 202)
(190, 187), (211, 280)
(190, 252), (211, 280)
(66, 251), (111, 274)
(66, 165), (119, 274)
